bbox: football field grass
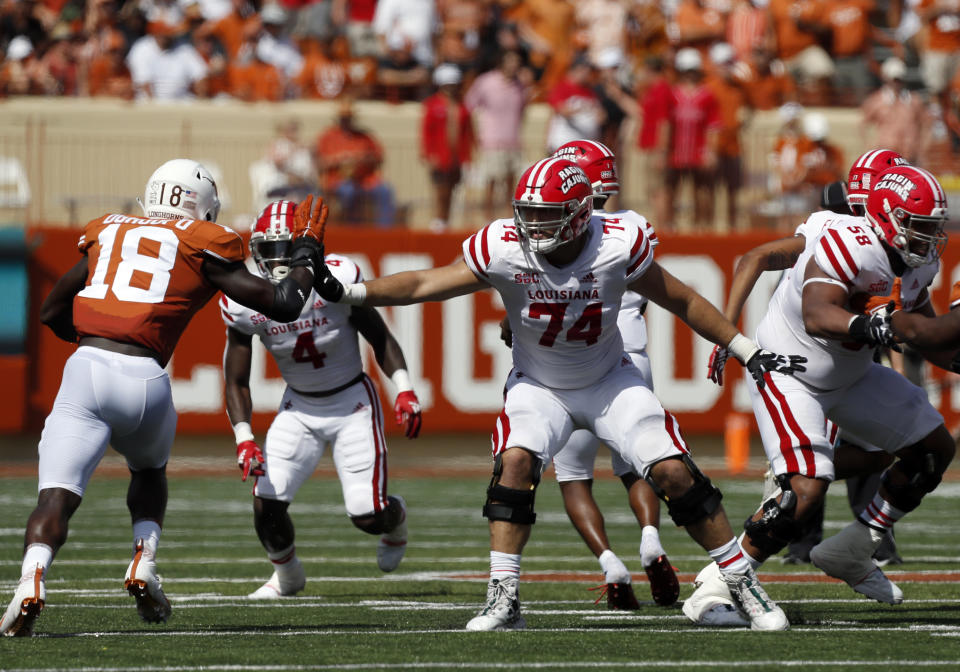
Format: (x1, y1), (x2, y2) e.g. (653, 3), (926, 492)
(2, 441), (960, 670)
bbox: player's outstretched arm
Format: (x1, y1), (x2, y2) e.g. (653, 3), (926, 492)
(204, 259), (316, 323)
(223, 327), (265, 480)
(40, 257), (88, 343)
(317, 257), (487, 307)
(724, 236), (806, 323)
(632, 261), (806, 387)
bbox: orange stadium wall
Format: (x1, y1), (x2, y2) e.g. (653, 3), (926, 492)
(20, 225), (960, 436)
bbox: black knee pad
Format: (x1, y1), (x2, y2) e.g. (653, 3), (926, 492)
(482, 451), (542, 524)
(743, 474), (805, 555)
(882, 451), (944, 512)
(645, 454), (723, 527)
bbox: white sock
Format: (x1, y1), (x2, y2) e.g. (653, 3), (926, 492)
(736, 532), (764, 570)
(598, 549), (631, 584)
(132, 520), (161, 560)
(21, 543), (53, 580)
(709, 538), (752, 576)
(267, 544), (297, 570)
(639, 526), (666, 567)
(490, 551), (521, 581)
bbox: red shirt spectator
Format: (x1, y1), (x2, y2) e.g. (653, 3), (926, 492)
(666, 78), (721, 168)
(421, 88), (474, 170)
(637, 69), (671, 150)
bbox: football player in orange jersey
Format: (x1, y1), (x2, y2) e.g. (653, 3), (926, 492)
(0, 159), (328, 637)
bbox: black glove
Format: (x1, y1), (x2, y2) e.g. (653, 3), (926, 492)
(314, 260), (345, 302)
(289, 237), (323, 273)
(745, 350), (807, 389)
(848, 300), (901, 351)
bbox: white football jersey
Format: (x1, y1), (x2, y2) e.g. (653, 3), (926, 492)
(601, 209), (659, 354)
(756, 210), (937, 390)
(220, 253), (366, 393)
(463, 213), (655, 389)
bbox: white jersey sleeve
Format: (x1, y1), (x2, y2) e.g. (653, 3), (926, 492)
(604, 209), (657, 354)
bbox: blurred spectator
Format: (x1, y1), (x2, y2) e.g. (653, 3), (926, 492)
(1, 0), (51, 50)
(127, 19), (208, 100)
(737, 45), (796, 110)
(573, 0), (628, 68)
(85, 30), (134, 99)
(726, 0), (775, 64)
(373, 0), (435, 68)
(296, 34), (376, 99)
(250, 117), (317, 210)
(545, 56), (604, 153)
(138, 0), (188, 26)
(436, 0), (490, 73)
(0, 36), (36, 96)
(593, 47), (636, 183)
(195, 0), (234, 21)
(821, 0), (881, 105)
(706, 42), (748, 230)
(797, 112), (845, 196)
(196, 0), (259, 59)
(421, 64), (474, 231)
(288, 0), (340, 42)
(635, 55), (671, 226)
(861, 57), (931, 162)
(916, 0), (960, 109)
(193, 29), (230, 97)
(464, 49), (532, 223)
(315, 98), (397, 227)
(255, 3), (304, 84)
(336, 0), (380, 58)
(769, 0), (834, 104)
(33, 22), (81, 95)
(625, 0), (668, 68)
(670, 0), (726, 55)
(504, 0), (576, 94)
(767, 101), (808, 223)
(227, 33), (284, 100)
(661, 48), (720, 231)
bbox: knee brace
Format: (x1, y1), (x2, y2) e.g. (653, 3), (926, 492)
(743, 474), (805, 556)
(482, 451), (543, 524)
(882, 451), (944, 512)
(645, 454), (723, 527)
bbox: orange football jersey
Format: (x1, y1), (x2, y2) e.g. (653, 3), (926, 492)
(73, 213), (245, 365)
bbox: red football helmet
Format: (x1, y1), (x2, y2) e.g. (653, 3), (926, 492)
(251, 199), (296, 281)
(552, 139), (619, 199)
(513, 158), (593, 253)
(865, 165), (948, 268)
(847, 148), (908, 214)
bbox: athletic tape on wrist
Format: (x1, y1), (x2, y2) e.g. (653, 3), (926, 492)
(727, 333), (760, 364)
(233, 421), (255, 445)
(341, 282), (367, 305)
(391, 369), (413, 393)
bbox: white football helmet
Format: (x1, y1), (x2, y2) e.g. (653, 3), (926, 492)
(139, 159), (221, 222)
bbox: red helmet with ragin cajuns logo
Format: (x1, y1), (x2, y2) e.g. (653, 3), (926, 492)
(513, 158), (593, 254)
(250, 200), (296, 282)
(847, 148), (908, 214)
(552, 139), (619, 199)
(866, 165), (948, 268)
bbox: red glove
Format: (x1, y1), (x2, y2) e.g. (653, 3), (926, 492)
(237, 440), (265, 481)
(707, 345), (729, 386)
(394, 390), (422, 439)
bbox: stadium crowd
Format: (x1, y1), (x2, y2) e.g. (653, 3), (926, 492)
(2, 0), (959, 231)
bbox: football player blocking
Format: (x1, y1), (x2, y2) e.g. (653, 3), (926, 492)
(522, 140), (679, 609)
(314, 154), (806, 631)
(222, 199), (422, 598)
(1, 160), (330, 637)
(687, 155), (956, 626)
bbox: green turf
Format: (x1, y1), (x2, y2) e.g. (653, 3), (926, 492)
(2, 469), (960, 670)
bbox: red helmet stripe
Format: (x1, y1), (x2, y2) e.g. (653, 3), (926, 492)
(581, 139), (614, 157)
(912, 166), (947, 206)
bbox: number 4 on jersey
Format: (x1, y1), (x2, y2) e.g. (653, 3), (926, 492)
(292, 332), (326, 368)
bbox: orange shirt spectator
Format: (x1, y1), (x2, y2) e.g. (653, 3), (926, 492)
(86, 38), (133, 99)
(671, 0), (726, 54)
(823, 0), (875, 57)
(918, 0), (960, 52)
(798, 113), (845, 188)
(769, 0), (821, 59)
(507, 0), (576, 89)
(296, 37), (376, 99)
(736, 50), (797, 110)
(228, 58), (284, 101)
(706, 65), (747, 158)
(203, 6), (259, 59)
(315, 110), (385, 193)
(626, 1), (668, 64)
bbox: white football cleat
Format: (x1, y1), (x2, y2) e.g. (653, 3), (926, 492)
(248, 557), (306, 599)
(124, 539), (172, 623)
(465, 577), (526, 631)
(682, 562), (749, 627)
(810, 521), (903, 604)
(723, 568), (790, 631)
(377, 495), (407, 573)
(0, 565), (45, 637)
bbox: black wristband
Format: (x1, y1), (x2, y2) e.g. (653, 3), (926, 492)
(848, 314), (870, 343)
